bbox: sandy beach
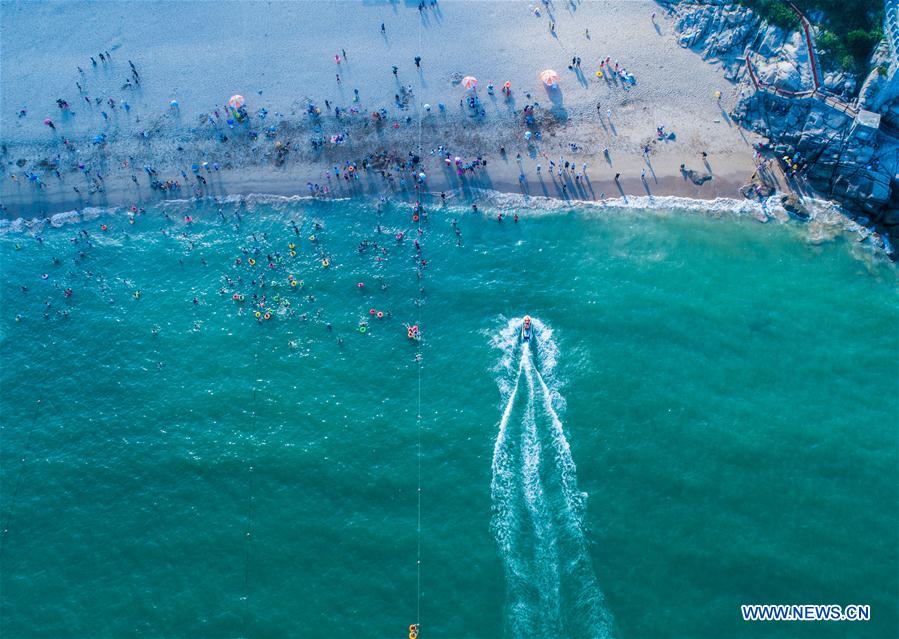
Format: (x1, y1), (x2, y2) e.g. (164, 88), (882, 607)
(0, 0), (767, 219)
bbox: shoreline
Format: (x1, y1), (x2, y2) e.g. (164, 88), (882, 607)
(1, 148), (761, 222)
(3, 166), (892, 265)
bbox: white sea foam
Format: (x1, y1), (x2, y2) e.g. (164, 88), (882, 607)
(2, 190), (892, 264)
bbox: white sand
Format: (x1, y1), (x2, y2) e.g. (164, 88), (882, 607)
(0, 0), (765, 216)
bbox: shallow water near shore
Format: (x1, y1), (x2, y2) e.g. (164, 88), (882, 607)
(1, 198), (897, 638)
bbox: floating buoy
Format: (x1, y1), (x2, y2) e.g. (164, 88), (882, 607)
(322, 258), (330, 268)
(248, 258), (256, 266)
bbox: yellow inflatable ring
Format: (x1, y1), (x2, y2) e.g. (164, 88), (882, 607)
(291, 280), (297, 287)
(290, 250), (297, 257)
(254, 311), (261, 318)
(322, 259), (330, 267)
(248, 258), (256, 266)
(288, 243), (295, 249)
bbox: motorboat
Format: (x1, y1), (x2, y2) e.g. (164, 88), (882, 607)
(520, 315), (532, 342)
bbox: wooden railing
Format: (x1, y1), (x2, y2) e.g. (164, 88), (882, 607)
(743, 2), (859, 119)
(786, 0), (823, 90)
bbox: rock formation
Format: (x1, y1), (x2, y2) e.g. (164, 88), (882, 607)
(660, 0), (899, 252)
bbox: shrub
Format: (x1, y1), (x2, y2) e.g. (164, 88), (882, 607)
(846, 29), (881, 62)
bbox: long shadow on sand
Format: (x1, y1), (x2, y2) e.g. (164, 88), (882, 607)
(546, 88), (567, 122)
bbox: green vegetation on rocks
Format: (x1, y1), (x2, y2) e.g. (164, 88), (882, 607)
(740, 0), (884, 70)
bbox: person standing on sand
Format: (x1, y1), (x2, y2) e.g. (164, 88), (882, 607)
(381, 23), (386, 33)
(414, 56), (421, 68)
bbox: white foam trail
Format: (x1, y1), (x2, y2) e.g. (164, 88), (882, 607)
(490, 353), (532, 637)
(520, 348), (562, 634)
(534, 364), (614, 639)
(490, 317), (615, 638)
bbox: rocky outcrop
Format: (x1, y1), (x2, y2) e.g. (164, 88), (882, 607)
(858, 42), (899, 123)
(781, 193), (810, 218)
(661, 0), (899, 250)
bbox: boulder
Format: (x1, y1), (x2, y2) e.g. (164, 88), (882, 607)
(781, 194), (811, 219)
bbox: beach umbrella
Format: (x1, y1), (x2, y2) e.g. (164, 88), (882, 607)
(170, 99), (179, 108)
(540, 69), (560, 87)
(229, 94), (245, 109)
(43, 118), (52, 125)
(462, 76), (478, 90)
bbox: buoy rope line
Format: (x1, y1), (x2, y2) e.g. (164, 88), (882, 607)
(242, 343), (260, 637)
(0, 398), (42, 560)
(414, 16), (424, 637)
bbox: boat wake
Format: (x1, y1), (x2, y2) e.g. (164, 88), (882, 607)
(490, 317), (614, 638)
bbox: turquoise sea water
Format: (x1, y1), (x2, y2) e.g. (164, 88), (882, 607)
(1, 198), (897, 639)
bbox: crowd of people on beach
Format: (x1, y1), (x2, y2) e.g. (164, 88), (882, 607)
(1, 1), (787, 230)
